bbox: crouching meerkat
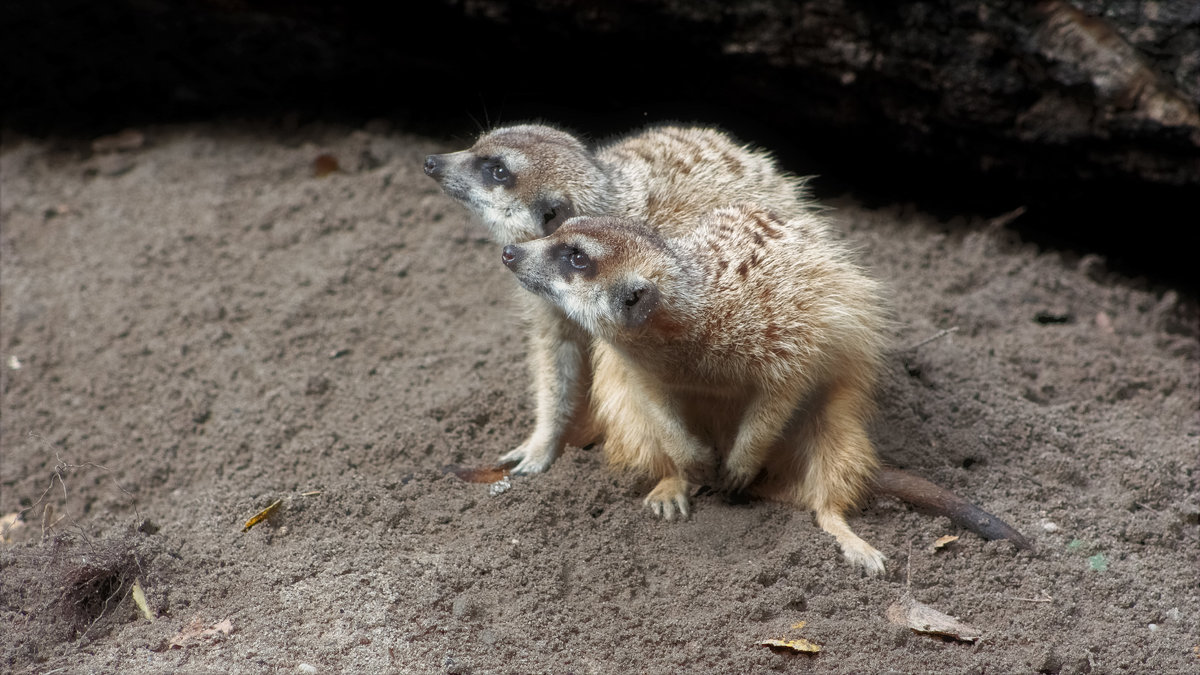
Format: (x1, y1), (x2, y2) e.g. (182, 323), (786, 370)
(500, 204), (890, 574)
(425, 124), (810, 478)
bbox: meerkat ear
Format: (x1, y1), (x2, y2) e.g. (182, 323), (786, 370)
(619, 281), (660, 328)
(535, 198), (576, 236)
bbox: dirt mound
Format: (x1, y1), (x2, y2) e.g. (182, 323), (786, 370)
(2, 123), (1196, 673)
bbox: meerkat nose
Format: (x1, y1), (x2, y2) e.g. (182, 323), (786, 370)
(501, 245), (524, 268)
(423, 155), (442, 178)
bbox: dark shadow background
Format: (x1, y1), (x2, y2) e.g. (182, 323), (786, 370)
(3, 0), (1196, 291)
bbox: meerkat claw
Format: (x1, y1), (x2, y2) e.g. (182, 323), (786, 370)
(644, 495), (689, 521)
(845, 545), (887, 577)
(499, 444), (556, 475)
(721, 465), (759, 493)
(673, 495), (690, 520)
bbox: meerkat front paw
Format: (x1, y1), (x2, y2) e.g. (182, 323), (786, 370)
(499, 441), (558, 475)
(720, 455), (763, 493)
(643, 476), (691, 521)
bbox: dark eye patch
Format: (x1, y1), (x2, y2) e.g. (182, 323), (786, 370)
(535, 198), (575, 236)
(620, 282), (659, 328)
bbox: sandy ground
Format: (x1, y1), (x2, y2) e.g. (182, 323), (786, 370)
(1, 122), (1197, 674)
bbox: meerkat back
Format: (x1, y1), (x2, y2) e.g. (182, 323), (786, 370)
(598, 126), (811, 235)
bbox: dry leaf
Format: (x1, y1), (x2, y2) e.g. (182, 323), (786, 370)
(761, 620), (821, 653)
(886, 595), (981, 643)
(169, 618), (206, 648)
(1, 513), (24, 544)
(242, 499), (282, 532)
(312, 154), (340, 177)
(932, 535), (959, 550)
(43, 204), (76, 219)
(446, 464), (511, 484)
(169, 617), (234, 649)
(84, 154), (137, 177)
(131, 578), (155, 622)
(92, 129), (145, 153)
(760, 638), (821, 653)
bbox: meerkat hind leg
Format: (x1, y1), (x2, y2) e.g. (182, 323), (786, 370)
(789, 381), (886, 574)
(815, 507), (886, 576)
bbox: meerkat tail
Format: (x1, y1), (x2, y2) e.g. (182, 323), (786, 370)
(873, 467), (1033, 550)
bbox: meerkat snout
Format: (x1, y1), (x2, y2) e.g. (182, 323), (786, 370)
(501, 244), (524, 267)
(423, 155), (443, 178)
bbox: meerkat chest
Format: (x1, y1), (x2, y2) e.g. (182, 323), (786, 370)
(628, 331), (768, 394)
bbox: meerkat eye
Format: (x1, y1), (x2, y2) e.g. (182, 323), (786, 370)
(488, 162), (511, 185)
(479, 158), (512, 186)
(568, 249), (590, 270)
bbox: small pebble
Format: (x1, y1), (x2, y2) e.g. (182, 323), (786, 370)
(1041, 520), (1059, 533)
(488, 477), (512, 496)
(297, 664), (318, 674)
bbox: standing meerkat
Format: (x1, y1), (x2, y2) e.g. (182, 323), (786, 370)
(424, 124), (810, 481)
(500, 204), (890, 574)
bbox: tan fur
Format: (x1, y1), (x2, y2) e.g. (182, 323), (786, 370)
(426, 124), (810, 476)
(502, 205), (890, 574)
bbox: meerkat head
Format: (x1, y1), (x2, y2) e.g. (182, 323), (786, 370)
(501, 217), (671, 339)
(423, 124), (611, 246)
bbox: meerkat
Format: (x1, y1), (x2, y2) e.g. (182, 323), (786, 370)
(425, 125), (1034, 555)
(500, 204), (891, 574)
(424, 124), (810, 482)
